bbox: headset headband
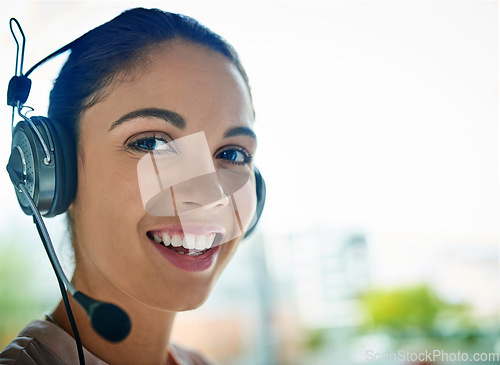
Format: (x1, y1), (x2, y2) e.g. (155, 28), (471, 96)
(7, 18), (80, 115)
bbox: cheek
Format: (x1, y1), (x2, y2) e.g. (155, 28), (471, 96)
(73, 152), (144, 257)
(234, 173), (258, 233)
(215, 167), (258, 236)
(78, 152), (142, 210)
(71, 152), (158, 295)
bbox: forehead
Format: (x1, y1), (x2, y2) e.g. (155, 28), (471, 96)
(81, 40), (254, 135)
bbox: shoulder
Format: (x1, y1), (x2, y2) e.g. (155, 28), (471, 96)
(0, 334), (37, 365)
(0, 320), (65, 365)
(169, 343), (218, 365)
(0, 320), (106, 365)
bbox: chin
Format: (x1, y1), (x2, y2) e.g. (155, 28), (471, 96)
(173, 295), (210, 312)
(123, 237), (241, 312)
(137, 280), (215, 312)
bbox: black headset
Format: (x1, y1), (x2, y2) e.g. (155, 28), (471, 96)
(6, 19), (266, 235)
(8, 114), (77, 217)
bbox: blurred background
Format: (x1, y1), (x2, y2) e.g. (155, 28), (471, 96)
(0, 1), (498, 364)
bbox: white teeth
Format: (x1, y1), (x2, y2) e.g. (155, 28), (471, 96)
(152, 232), (219, 251)
(184, 234), (196, 249)
(162, 233), (171, 246)
(171, 235), (182, 247)
(187, 251), (204, 256)
(195, 235), (207, 250)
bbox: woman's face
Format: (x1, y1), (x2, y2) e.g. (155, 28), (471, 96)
(70, 40), (256, 311)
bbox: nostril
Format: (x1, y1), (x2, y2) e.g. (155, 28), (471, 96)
(183, 201), (200, 206)
(178, 194), (229, 211)
(179, 201), (205, 211)
(207, 194), (230, 209)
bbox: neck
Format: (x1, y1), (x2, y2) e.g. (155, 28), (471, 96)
(52, 276), (177, 365)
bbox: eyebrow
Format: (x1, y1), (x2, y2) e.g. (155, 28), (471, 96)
(223, 126), (257, 141)
(108, 108), (186, 131)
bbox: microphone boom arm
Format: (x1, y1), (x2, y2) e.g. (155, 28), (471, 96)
(17, 182), (86, 364)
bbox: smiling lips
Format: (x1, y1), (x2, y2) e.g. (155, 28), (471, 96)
(148, 230), (222, 272)
(147, 227), (223, 272)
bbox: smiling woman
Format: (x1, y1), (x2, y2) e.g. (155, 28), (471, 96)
(1, 7), (264, 365)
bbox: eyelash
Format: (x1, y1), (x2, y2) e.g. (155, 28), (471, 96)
(126, 132), (175, 153)
(216, 146), (253, 166)
(126, 133), (253, 166)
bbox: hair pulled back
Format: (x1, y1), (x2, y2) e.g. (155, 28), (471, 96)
(48, 7), (250, 142)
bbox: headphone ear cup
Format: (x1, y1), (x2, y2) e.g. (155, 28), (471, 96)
(244, 167), (266, 238)
(9, 117), (56, 215)
(35, 116), (77, 217)
(8, 116), (77, 217)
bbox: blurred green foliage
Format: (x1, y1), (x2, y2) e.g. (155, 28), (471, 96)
(359, 284), (473, 336)
(303, 328), (328, 350)
(0, 237), (54, 349)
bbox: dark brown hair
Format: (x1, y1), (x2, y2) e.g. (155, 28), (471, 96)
(48, 7), (250, 141)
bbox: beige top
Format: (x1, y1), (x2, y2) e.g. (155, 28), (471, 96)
(0, 320), (215, 365)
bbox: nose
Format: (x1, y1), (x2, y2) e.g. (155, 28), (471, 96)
(173, 172), (229, 214)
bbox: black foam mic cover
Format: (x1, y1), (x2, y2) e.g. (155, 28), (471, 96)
(7, 75), (31, 106)
(73, 291), (131, 343)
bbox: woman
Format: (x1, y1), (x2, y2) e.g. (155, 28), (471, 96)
(1, 7), (261, 365)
